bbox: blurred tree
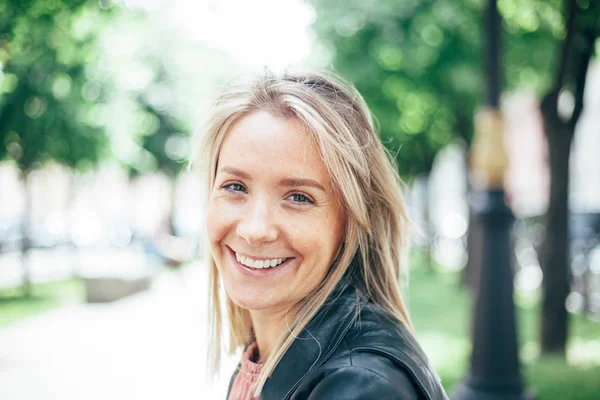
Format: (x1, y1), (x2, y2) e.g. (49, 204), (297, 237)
(534, 0), (599, 356)
(99, 36), (193, 235)
(136, 67), (192, 236)
(310, 0), (484, 278)
(94, 10), (238, 238)
(501, 0), (599, 356)
(311, 0), (483, 179)
(125, 61), (191, 180)
(0, 0), (111, 294)
(310, 0), (599, 357)
(0, 0), (110, 172)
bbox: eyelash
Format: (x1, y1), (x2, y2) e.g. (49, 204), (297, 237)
(220, 183), (314, 205)
(222, 182), (247, 194)
(289, 193), (313, 204)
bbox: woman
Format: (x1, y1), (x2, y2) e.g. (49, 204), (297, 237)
(200, 70), (449, 399)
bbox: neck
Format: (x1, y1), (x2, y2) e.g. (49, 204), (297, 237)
(250, 305), (295, 363)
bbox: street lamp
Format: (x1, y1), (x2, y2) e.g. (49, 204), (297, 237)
(451, 0), (532, 399)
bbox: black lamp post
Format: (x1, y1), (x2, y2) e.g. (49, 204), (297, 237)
(451, 0), (531, 399)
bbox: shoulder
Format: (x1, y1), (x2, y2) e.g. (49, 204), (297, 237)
(291, 303), (444, 400)
(291, 349), (422, 399)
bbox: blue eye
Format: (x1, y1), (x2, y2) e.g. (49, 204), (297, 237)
(289, 193), (313, 204)
(222, 183), (247, 193)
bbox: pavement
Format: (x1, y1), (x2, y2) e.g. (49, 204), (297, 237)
(0, 262), (238, 400)
(0, 246), (156, 289)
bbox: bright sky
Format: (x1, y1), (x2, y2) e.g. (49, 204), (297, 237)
(124, 0), (316, 72)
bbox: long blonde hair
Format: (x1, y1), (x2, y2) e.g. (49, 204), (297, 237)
(197, 70), (413, 397)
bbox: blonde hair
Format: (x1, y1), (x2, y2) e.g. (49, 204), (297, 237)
(197, 70), (413, 397)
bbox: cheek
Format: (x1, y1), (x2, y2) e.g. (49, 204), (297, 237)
(316, 210), (344, 265)
(297, 223), (337, 267)
(206, 198), (233, 245)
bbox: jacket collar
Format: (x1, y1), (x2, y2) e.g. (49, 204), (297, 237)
(262, 280), (359, 400)
(260, 278), (447, 400)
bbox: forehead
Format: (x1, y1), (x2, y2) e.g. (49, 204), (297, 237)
(218, 111), (330, 184)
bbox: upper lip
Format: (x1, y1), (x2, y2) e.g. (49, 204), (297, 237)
(229, 247), (291, 261)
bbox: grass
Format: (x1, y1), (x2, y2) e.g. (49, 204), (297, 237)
(408, 264), (600, 399)
(0, 279), (85, 327)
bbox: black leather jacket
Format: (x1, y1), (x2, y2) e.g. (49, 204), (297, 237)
(227, 282), (449, 399)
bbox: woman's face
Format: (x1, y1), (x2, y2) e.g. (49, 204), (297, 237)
(206, 111), (345, 314)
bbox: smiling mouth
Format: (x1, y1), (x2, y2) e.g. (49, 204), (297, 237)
(232, 249), (292, 269)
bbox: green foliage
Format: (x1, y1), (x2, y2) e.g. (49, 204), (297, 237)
(0, 1), (195, 177)
(88, 11), (205, 178)
(137, 102), (190, 178)
(501, 0), (565, 92)
(130, 62), (192, 178)
(311, 0), (485, 178)
(310, 0), (573, 179)
(0, 0), (111, 172)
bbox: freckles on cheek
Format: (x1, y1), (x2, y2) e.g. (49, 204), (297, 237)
(206, 202), (227, 240)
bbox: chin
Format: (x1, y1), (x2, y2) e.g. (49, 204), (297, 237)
(225, 285), (275, 311)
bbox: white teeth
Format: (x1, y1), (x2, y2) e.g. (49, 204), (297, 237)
(235, 253), (287, 269)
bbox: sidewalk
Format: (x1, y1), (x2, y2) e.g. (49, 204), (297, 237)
(0, 262), (237, 400)
(0, 246), (155, 289)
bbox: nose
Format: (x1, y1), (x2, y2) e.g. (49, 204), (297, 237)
(236, 199), (278, 246)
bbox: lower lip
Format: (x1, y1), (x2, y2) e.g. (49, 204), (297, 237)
(227, 247), (294, 277)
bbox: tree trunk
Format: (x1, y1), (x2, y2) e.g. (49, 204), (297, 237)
(168, 175), (177, 236)
(539, 94), (574, 355)
(20, 169), (33, 297)
(67, 171), (81, 277)
(415, 173), (433, 271)
(536, 0), (598, 356)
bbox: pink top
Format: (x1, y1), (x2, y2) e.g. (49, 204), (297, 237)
(228, 342), (263, 400)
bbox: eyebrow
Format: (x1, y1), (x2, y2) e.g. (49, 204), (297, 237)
(279, 177), (326, 192)
(218, 166), (252, 180)
(218, 166), (326, 192)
